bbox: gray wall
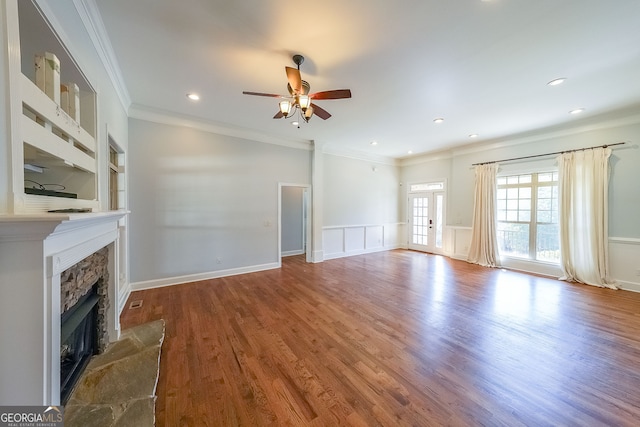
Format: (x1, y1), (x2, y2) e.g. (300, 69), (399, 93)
(323, 154), (401, 226)
(128, 118), (311, 282)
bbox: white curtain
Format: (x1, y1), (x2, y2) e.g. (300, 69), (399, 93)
(557, 147), (617, 289)
(467, 163), (501, 267)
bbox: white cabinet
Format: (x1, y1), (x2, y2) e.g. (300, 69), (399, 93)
(7, 0), (99, 213)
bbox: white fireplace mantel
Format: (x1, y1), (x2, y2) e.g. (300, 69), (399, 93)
(0, 210), (127, 405)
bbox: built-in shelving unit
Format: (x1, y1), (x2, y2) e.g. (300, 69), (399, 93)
(11, 0), (98, 213)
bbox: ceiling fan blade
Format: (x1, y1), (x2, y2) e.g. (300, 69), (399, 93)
(243, 91), (283, 98)
(310, 89), (352, 100)
(285, 66), (302, 94)
(273, 110), (284, 119)
(310, 103), (331, 120)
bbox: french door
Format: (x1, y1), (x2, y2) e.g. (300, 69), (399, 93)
(408, 191), (445, 253)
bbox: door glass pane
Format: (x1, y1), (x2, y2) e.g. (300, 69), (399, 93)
(435, 194), (443, 248)
(411, 197), (429, 245)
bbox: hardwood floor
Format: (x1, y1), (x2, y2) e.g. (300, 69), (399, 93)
(121, 250), (640, 426)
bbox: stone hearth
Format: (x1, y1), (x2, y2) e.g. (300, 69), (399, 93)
(64, 319), (165, 427)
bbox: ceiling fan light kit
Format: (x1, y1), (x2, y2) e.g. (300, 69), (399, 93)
(243, 54), (351, 126)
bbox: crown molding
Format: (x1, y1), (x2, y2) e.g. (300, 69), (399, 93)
(399, 150), (453, 167)
(322, 145), (399, 166)
(129, 104), (312, 151)
(73, 0), (131, 112)
(451, 108), (640, 158)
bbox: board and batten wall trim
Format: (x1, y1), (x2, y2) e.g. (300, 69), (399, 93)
(323, 223), (405, 260)
(609, 237), (640, 292)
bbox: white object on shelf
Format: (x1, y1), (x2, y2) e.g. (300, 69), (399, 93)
(61, 82), (80, 122)
(35, 52), (60, 104)
(24, 163), (45, 173)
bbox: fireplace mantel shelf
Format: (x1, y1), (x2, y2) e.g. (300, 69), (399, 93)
(0, 210), (129, 241)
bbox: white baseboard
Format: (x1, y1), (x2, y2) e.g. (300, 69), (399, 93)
(323, 244), (403, 261)
(618, 280), (640, 293)
(130, 262), (280, 291)
(282, 250), (304, 257)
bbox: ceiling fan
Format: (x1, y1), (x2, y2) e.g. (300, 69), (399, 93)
(243, 54), (352, 124)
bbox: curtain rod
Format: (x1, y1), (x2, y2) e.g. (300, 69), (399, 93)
(471, 142), (626, 166)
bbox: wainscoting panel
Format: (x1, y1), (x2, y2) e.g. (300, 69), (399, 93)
(609, 237), (640, 292)
(345, 227), (365, 253)
(323, 223), (404, 260)
(366, 226), (384, 250)
(450, 226), (472, 260)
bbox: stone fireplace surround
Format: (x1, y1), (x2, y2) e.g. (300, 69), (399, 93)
(0, 211), (127, 405)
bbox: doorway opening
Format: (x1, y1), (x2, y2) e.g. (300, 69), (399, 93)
(279, 183), (312, 264)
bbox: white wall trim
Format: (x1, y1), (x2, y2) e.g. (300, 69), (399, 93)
(118, 280), (131, 313)
(129, 104), (312, 152)
(451, 111), (640, 159)
(130, 262), (280, 291)
(282, 250), (304, 257)
(322, 223), (405, 261)
(73, 0), (131, 111)
(322, 145), (399, 166)
(323, 244), (404, 261)
(324, 222), (406, 230)
(609, 236), (640, 245)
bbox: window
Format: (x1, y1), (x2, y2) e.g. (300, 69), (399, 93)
(497, 172), (559, 262)
(410, 182), (444, 192)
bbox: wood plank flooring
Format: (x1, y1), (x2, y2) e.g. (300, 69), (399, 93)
(121, 250), (640, 426)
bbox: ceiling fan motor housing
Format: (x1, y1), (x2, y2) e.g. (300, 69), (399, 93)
(287, 80), (310, 96)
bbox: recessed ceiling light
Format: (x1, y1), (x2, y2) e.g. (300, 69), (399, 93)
(547, 78), (567, 86)
(469, 134), (479, 138)
(186, 93), (200, 101)
(291, 121), (299, 126)
(407, 150), (413, 155)
(370, 141), (378, 146)
(433, 118), (444, 124)
(569, 108), (585, 115)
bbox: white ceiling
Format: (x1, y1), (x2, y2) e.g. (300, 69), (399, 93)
(93, 0), (640, 159)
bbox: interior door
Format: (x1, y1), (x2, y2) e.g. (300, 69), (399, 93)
(408, 191), (445, 253)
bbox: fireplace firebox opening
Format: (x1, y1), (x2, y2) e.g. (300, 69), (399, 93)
(60, 283), (100, 404)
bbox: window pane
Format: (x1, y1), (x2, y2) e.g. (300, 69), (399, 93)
(538, 210), (551, 223)
(520, 187), (531, 199)
(507, 200), (518, 210)
(507, 176), (519, 185)
(538, 198), (551, 211)
(538, 173), (553, 182)
(519, 175), (532, 184)
(538, 186), (551, 198)
(518, 211), (531, 222)
(435, 194), (443, 248)
(498, 211), (506, 221)
(519, 199), (531, 210)
(507, 188), (519, 199)
(497, 177), (507, 185)
(497, 188), (506, 199)
(537, 223), (559, 262)
(507, 211), (518, 221)
(498, 200), (507, 211)
(498, 222), (530, 258)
